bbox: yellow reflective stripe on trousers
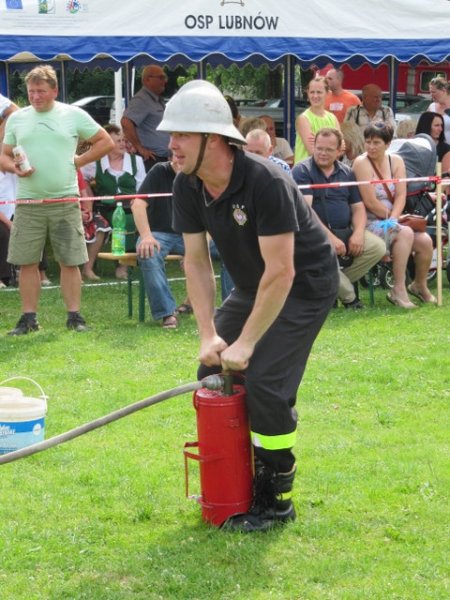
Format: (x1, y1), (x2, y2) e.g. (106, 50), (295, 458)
(276, 491), (293, 501)
(251, 430), (297, 450)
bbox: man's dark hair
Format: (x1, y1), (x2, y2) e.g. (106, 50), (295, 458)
(363, 121), (394, 143)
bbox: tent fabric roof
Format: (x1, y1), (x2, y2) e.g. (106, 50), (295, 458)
(1, 0), (449, 65)
(3, 37), (449, 66)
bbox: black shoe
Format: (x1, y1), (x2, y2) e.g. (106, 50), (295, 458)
(223, 502), (296, 533)
(343, 298), (364, 309)
(222, 465), (296, 533)
(66, 313), (89, 332)
(8, 314), (40, 336)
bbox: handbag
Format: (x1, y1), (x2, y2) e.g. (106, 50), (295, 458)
(398, 214), (427, 232)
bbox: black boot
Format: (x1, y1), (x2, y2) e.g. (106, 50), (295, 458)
(223, 463), (296, 532)
(8, 314), (40, 336)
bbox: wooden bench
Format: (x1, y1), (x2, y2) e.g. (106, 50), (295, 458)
(97, 252), (184, 322)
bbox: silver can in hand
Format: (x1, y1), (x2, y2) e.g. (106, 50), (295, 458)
(13, 146), (32, 172)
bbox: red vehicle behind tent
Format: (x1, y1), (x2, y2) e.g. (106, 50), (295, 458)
(338, 62), (450, 97)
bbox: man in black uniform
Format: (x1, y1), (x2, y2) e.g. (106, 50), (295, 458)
(157, 81), (339, 532)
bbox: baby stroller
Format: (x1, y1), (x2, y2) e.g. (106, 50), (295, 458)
(360, 134), (450, 288)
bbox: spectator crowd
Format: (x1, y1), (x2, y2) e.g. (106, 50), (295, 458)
(0, 64), (444, 335)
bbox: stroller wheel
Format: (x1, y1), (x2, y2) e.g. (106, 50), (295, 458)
(427, 269), (437, 283)
(380, 264), (411, 290)
(380, 264), (394, 290)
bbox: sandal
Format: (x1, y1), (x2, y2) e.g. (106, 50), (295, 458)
(407, 284), (437, 304)
(176, 303), (194, 315)
(162, 315), (179, 329)
(386, 291), (418, 309)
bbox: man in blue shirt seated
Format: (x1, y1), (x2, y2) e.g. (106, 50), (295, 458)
(292, 127), (386, 309)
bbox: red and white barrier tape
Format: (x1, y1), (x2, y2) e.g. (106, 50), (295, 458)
(0, 176), (448, 206)
(0, 192), (173, 206)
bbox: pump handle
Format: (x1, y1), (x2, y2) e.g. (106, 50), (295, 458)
(222, 370), (234, 396)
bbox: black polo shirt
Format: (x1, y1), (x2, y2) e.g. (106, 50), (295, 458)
(172, 148), (338, 299)
(292, 157), (362, 230)
(137, 161), (176, 233)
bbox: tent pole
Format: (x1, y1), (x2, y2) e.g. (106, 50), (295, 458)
(198, 59), (206, 80)
(124, 61), (131, 106)
(388, 57), (399, 117)
(0, 62), (8, 96)
(59, 60), (67, 103)
(131, 65), (136, 97)
(114, 66), (123, 125)
(284, 55), (295, 148)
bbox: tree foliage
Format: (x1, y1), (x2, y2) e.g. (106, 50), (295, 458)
(67, 68), (115, 102)
(177, 63), (283, 100)
(7, 62), (307, 107)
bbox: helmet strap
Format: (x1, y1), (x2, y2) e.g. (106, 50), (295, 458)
(190, 133), (209, 179)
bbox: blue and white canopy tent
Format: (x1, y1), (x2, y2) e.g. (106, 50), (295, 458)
(1, 0), (448, 64)
(1, 0), (449, 141)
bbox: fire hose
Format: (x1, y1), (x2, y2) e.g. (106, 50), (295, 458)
(0, 374), (231, 467)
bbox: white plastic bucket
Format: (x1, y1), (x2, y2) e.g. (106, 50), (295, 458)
(0, 387), (23, 397)
(0, 378), (48, 455)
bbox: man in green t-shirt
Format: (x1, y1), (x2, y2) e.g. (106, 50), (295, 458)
(0, 65), (114, 335)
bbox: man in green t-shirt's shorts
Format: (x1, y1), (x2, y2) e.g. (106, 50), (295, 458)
(0, 65), (114, 335)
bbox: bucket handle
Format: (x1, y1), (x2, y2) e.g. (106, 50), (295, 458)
(0, 376), (48, 400)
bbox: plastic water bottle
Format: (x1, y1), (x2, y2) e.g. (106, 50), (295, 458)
(111, 202), (126, 256)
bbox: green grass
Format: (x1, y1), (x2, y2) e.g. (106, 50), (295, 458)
(1, 267), (450, 600)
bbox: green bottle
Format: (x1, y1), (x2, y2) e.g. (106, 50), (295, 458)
(111, 202), (126, 256)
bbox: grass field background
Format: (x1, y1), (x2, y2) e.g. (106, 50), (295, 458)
(1, 263), (449, 600)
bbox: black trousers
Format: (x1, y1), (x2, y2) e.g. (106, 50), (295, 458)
(197, 288), (335, 472)
(0, 221), (12, 281)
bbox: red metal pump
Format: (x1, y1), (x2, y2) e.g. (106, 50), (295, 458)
(184, 373), (253, 527)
